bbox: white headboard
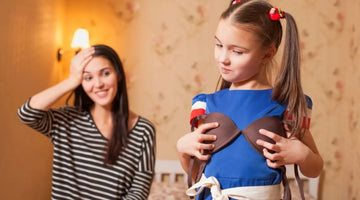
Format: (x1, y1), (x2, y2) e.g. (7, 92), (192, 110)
(154, 159), (187, 183)
(154, 160), (320, 199)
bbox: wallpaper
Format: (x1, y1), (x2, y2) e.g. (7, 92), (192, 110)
(1, 0), (359, 199)
(63, 0), (360, 199)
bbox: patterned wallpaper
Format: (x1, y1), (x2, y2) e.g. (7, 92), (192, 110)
(1, 0), (358, 199)
(275, 1), (360, 199)
(63, 0), (360, 199)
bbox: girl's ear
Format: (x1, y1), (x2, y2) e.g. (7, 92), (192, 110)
(262, 46), (276, 65)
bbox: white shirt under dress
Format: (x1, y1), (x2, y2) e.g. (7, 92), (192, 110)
(17, 99), (156, 200)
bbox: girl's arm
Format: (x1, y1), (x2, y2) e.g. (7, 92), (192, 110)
(29, 47), (94, 110)
(176, 122), (218, 180)
(256, 127), (323, 178)
(292, 129), (323, 177)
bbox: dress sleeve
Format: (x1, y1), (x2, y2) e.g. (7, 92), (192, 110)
(304, 95), (313, 128)
(190, 93), (207, 125)
(124, 118), (156, 200)
(284, 95), (313, 129)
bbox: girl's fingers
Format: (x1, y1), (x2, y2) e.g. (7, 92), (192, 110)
(186, 121), (219, 161)
(256, 139), (280, 152)
(259, 129), (282, 142)
(195, 152), (211, 161)
(199, 143), (215, 150)
(194, 122), (218, 142)
(200, 134), (217, 142)
(198, 122), (219, 133)
(262, 148), (281, 160)
(266, 159), (281, 168)
(197, 155), (211, 161)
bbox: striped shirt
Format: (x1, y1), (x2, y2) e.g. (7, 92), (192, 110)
(18, 99), (156, 200)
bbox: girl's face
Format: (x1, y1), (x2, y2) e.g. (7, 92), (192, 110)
(214, 19), (272, 89)
(82, 56), (118, 109)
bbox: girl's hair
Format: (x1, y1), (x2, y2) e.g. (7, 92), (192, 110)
(66, 44), (129, 165)
(217, 0), (308, 138)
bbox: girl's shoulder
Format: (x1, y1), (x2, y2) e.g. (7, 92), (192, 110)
(192, 93), (207, 104)
(192, 89), (229, 103)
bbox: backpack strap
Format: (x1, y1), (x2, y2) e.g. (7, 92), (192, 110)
(187, 114), (206, 188)
(187, 113), (305, 200)
(187, 113), (242, 187)
(294, 164), (306, 200)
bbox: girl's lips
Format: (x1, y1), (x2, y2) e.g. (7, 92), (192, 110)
(220, 67), (231, 74)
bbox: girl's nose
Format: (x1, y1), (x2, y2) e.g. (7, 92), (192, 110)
(219, 50), (230, 65)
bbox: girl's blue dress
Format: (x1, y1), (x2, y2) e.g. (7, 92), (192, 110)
(191, 88), (289, 200)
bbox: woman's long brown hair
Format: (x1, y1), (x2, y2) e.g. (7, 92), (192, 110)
(67, 44), (130, 164)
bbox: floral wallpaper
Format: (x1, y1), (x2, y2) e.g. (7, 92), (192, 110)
(1, 0), (358, 199)
(63, 0), (360, 199)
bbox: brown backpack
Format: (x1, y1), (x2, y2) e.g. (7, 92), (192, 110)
(187, 112), (305, 200)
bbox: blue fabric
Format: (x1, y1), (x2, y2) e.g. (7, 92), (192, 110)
(192, 88), (287, 200)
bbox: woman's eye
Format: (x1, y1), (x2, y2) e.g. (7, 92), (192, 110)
(102, 71), (110, 76)
(84, 76), (92, 81)
(215, 43), (223, 48)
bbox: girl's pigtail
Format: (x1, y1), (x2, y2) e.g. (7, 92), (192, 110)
(272, 13), (308, 138)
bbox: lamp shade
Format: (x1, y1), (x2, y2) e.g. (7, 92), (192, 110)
(71, 28), (90, 48)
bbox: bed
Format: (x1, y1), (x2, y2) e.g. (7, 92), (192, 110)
(149, 159), (320, 200)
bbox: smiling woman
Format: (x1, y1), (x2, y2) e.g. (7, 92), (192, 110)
(17, 44), (156, 200)
(82, 57), (118, 112)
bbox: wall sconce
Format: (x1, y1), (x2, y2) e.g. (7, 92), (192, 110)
(57, 28), (90, 62)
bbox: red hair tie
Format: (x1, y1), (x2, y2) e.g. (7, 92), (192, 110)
(269, 7), (285, 21)
(232, 0), (242, 5)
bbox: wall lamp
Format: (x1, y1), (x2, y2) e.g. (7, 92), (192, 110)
(57, 28), (90, 62)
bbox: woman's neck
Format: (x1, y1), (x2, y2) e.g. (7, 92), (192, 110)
(90, 105), (113, 125)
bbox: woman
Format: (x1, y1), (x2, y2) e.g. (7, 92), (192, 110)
(18, 44), (156, 199)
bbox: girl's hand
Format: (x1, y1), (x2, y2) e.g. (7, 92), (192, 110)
(69, 47), (95, 85)
(256, 125), (310, 168)
(176, 122), (218, 161)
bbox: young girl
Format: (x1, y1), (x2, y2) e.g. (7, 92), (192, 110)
(18, 44), (156, 199)
(176, 0), (323, 199)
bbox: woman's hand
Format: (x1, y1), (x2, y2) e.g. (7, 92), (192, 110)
(176, 122), (218, 161)
(69, 47), (95, 85)
(28, 47), (95, 110)
(256, 126), (310, 168)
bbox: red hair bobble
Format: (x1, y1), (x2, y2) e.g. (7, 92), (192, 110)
(269, 7), (285, 21)
(232, 0), (242, 5)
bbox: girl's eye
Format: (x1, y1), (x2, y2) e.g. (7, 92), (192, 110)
(233, 50), (243, 55)
(215, 43), (223, 48)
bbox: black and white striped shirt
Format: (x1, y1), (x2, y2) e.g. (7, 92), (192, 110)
(18, 99), (156, 200)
